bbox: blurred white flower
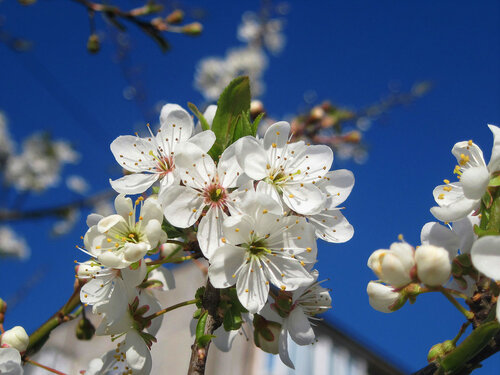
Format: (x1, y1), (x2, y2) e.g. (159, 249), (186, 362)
(0, 226), (29, 260)
(238, 11), (286, 54)
(66, 175), (90, 194)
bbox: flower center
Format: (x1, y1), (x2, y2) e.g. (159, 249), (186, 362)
(203, 184), (227, 207)
(245, 239), (271, 258)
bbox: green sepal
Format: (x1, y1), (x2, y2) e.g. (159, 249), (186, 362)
(138, 279), (164, 289)
(208, 76), (251, 160)
(188, 102), (211, 131)
(482, 189), (494, 210)
(129, 260), (141, 270)
(439, 321), (500, 373)
(151, 186), (160, 194)
(489, 175), (500, 187)
(486, 191), (500, 234)
(473, 224), (498, 237)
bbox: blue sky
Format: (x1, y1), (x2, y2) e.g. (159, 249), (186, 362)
(0, 0), (499, 373)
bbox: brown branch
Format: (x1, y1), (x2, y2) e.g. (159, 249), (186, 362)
(0, 190), (114, 222)
(187, 281), (222, 375)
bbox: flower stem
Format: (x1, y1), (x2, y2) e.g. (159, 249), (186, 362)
(147, 255), (195, 266)
(144, 299), (197, 320)
(440, 288), (474, 320)
(25, 358), (68, 375)
(452, 321), (471, 345)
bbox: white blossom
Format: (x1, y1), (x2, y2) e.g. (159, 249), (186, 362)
(208, 192), (316, 313)
(238, 11), (285, 54)
(0, 227), (29, 260)
(161, 142), (247, 258)
(109, 104), (215, 195)
(414, 245), (451, 286)
(431, 125), (500, 222)
(82, 195), (166, 269)
(236, 121), (333, 215)
(366, 281), (403, 313)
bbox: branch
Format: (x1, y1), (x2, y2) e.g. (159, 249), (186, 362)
(187, 281), (222, 375)
(0, 190), (114, 222)
(24, 282), (82, 357)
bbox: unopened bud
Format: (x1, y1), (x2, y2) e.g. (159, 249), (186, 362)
(18, 0), (36, 5)
(87, 34), (100, 54)
(250, 100), (264, 118)
(415, 245), (451, 286)
(166, 9), (184, 24)
(0, 298), (6, 324)
(343, 130), (362, 143)
(367, 281), (406, 313)
(367, 242), (415, 288)
(427, 340), (455, 362)
(76, 317), (95, 340)
(182, 22), (203, 36)
(1, 326), (29, 353)
(310, 106), (325, 121)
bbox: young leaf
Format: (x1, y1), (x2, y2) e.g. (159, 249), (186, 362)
(188, 102), (211, 131)
(209, 76), (251, 160)
(252, 112), (265, 136)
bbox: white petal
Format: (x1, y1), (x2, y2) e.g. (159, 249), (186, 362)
(187, 131), (216, 153)
(278, 327), (295, 369)
(174, 143), (217, 189)
(452, 141), (486, 169)
(161, 185), (204, 228)
(109, 173), (158, 195)
(471, 236), (500, 280)
(488, 124), (500, 173)
(420, 222), (459, 259)
(236, 258), (269, 313)
(319, 169), (355, 208)
(208, 245), (245, 288)
(148, 266), (175, 291)
(222, 214), (254, 245)
(123, 242), (149, 263)
(143, 219), (162, 248)
(0, 348), (22, 375)
(86, 213), (103, 228)
(287, 306), (314, 345)
(453, 215), (479, 254)
(97, 214), (126, 233)
(218, 142), (247, 188)
(263, 122), (291, 152)
(110, 135), (157, 173)
(308, 209), (354, 243)
(235, 137), (268, 180)
(460, 166), (490, 200)
(159, 103), (194, 142)
(121, 261), (147, 288)
(140, 197), (164, 226)
(114, 194), (134, 219)
(124, 330), (152, 372)
(81, 277), (113, 305)
(287, 144), (333, 182)
(98, 251), (126, 269)
(431, 197), (480, 223)
(198, 207), (226, 259)
(212, 326), (238, 352)
(281, 183), (325, 215)
(255, 181), (284, 213)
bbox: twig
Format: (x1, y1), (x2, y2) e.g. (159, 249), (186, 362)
(187, 281), (222, 375)
(144, 299), (197, 321)
(25, 358), (68, 375)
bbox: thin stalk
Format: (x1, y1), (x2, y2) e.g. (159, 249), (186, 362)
(144, 299), (197, 320)
(25, 358), (68, 375)
(441, 288), (474, 320)
(147, 255), (195, 266)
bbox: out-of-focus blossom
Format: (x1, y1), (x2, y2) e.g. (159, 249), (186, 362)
(238, 11), (285, 55)
(0, 112), (14, 166)
(66, 175), (90, 194)
(0, 227), (29, 259)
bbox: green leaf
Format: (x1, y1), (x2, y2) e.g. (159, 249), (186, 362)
(188, 102), (210, 131)
(209, 76), (251, 160)
(439, 321), (500, 373)
(252, 113), (265, 136)
(162, 220), (184, 238)
(473, 224), (498, 237)
(486, 192), (500, 233)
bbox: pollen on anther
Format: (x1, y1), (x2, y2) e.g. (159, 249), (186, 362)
(245, 289), (249, 293)
(280, 286), (286, 290)
(289, 194), (294, 198)
(192, 208), (197, 213)
(235, 228), (240, 232)
(306, 247), (312, 252)
(262, 209), (268, 214)
(444, 179), (450, 184)
(272, 143), (277, 148)
(221, 237), (226, 243)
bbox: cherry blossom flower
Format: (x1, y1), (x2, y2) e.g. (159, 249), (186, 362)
(109, 104), (215, 195)
(208, 192), (316, 313)
(0, 227), (30, 260)
(0, 348), (23, 375)
(367, 281), (405, 313)
(414, 245), (451, 287)
(82, 195), (166, 269)
(161, 142), (247, 258)
(236, 121), (333, 215)
(274, 272), (331, 369)
(431, 125), (500, 222)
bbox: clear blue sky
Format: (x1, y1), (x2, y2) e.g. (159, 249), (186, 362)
(0, 0), (499, 373)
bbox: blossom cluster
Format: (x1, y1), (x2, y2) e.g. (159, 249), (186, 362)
(366, 124), (500, 366)
(75, 100), (354, 373)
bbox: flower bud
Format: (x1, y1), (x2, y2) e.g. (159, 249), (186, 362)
(1, 326), (29, 353)
(182, 22), (203, 36)
(367, 281), (406, 313)
(367, 242), (415, 287)
(166, 9), (184, 24)
(427, 340), (455, 362)
(415, 245), (451, 286)
(76, 317), (96, 341)
(87, 34), (100, 54)
(0, 298), (6, 324)
(250, 100), (265, 118)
